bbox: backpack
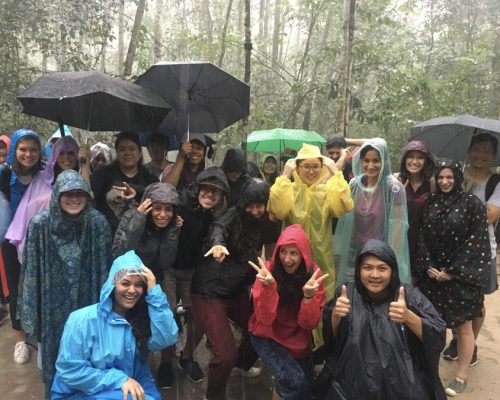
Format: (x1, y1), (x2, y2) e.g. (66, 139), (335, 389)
(0, 164), (12, 201)
(485, 173), (500, 244)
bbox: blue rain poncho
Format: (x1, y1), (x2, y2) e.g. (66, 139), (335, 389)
(18, 169), (112, 398)
(51, 250), (178, 399)
(335, 138), (411, 286)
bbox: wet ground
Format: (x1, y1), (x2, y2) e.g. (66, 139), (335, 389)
(1, 289), (500, 399)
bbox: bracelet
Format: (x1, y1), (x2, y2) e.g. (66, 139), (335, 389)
(303, 294), (314, 300)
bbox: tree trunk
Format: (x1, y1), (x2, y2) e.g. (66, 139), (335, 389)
(303, 4), (333, 130)
(99, 43), (106, 72)
(153, 0), (164, 62)
(286, 1), (323, 128)
(117, 0), (125, 75)
(263, 0), (269, 51)
(200, 0), (213, 46)
(492, 17), (500, 118)
(272, 0), (281, 69)
(335, 0), (356, 136)
(236, 0), (244, 69)
(241, 0), (252, 152)
(123, 0), (147, 76)
(217, 0), (234, 67)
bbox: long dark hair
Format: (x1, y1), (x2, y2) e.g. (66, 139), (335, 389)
(272, 256), (312, 311)
(116, 286), (152, 361)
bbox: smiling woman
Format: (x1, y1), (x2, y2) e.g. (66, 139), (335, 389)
(335, 138), (411, 288)
(51, 251), (178, 400)
(268, 144), (353, 301)
(416, 159), (490, 396)
(18, 169), (112, 398)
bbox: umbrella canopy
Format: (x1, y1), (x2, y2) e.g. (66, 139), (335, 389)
(244, 128), (326, 153)
(18, 70), (171, 133)
(136, 61), (250, 136)
(410, 114), (500, 165)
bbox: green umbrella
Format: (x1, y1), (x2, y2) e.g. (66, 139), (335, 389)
(243, 128), (326, 153)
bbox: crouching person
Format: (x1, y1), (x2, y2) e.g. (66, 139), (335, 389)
(51, 251), (178, 400)
(248, 224), (327, 400)
(315, 239), (446, 400)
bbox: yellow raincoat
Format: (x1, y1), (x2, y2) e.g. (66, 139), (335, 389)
(268, 169), (353, 299)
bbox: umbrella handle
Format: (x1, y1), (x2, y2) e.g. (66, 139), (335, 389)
(58, 120), (66, 137)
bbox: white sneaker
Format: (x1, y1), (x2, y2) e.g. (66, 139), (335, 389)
(231, 366), (261, 378)
(14, 341), (30, 364)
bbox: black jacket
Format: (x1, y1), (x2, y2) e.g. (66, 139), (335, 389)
(112, 182), (180, 281)
(192, 178), (279, 299)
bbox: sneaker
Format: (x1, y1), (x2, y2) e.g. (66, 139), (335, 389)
(13, 341), (30, 364)
(443, 338), (458, 361)
(178, 357), (204, 383)
(469, 345), (478, 367)
(156, 362), (174, 389)
(231, 366), (261, 378)
(445, 377), (467, 396)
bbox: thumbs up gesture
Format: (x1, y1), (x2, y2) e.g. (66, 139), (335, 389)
(389, 286), (408, 324)
(333, 285), (350, 319)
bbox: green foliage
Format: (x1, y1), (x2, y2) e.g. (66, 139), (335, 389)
(0, 0), (499, 160)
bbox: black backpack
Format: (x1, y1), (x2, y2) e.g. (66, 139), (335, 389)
(485, 173), (500, 243)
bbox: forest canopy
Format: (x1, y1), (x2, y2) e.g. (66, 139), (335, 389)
(1, 0), (498, 155)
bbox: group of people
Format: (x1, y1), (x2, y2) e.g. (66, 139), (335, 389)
(0, 127), (497, 400)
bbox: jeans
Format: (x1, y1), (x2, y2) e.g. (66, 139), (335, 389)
(250, 334), (313, 400)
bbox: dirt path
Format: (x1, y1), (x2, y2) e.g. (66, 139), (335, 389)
(1, 290), (499, 399)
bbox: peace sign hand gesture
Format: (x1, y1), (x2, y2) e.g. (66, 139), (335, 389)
(303, 269), (329, 300)
(248, 257), (275, 286)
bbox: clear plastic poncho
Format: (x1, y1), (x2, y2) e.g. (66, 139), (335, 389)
(335, 138), (411, 286)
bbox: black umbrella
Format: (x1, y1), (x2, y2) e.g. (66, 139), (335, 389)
(18, 70), (171, 135)
(135, 61), (250, 137)
(410, 114), (500, 165)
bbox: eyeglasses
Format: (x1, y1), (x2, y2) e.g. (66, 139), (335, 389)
(299, 164), (321, 171)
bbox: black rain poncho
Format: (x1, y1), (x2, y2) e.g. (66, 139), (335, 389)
(415, 159), (490, 328)
(316, 239), (446, 400)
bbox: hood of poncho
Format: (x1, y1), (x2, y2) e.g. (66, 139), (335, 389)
(399, 140), (435, 182)
(238, 178), (270, 209)
(269, 224), (313, 272)
(354, 238), (400, 301)
(222, 148), (247, 174)
(352, 138), (391, 192)
(50, 169), (91, 216)
(142, 182), (178, 205)
(99, 250), (144, 315)
(7, 129), (41, 166)
(44, 136), (79, 186)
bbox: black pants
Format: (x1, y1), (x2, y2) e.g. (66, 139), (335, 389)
(2, 241), (22, 330)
